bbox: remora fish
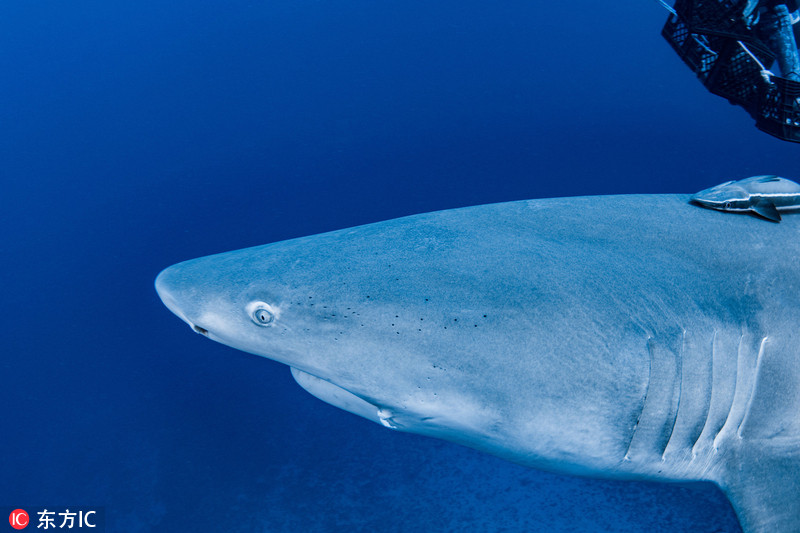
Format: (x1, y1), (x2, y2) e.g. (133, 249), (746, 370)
(156, 194), (800, 533)
(690, 175), (800, 222)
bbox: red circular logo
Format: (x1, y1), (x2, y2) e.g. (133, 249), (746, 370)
(9, 509), (29, 530)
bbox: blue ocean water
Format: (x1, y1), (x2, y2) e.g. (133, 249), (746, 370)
(3, 1), (797, 531)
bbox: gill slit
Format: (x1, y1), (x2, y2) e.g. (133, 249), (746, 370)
(623, 335), (653, 461)
(660, 329), (684, 460)
(689, 329), (717, 457)
(737, 336), (768, 438)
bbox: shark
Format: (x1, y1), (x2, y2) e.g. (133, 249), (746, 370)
(155, 194), (800, 533)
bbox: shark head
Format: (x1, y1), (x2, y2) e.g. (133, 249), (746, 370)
(155, 204), (657, 477)
(689, 181), (748, 209)
(155, 226), (510, 444)
(154, 239), (397, 409)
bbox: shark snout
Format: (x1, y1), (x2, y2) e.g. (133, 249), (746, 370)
(155, 265), (205, 334)
(155, 261), (272, 347)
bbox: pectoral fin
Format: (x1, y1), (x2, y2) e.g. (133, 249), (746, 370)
(751, 200), (781, 222)
(721, 442), (800, 533)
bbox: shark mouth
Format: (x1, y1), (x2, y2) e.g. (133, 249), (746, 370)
(289, 368), (399, 429)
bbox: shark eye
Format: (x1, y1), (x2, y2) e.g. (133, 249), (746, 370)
(251, 305), (275, 326)
(724, 202), (732, 209)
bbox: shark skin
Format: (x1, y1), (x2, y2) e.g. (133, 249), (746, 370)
(155, 194), (800, 533)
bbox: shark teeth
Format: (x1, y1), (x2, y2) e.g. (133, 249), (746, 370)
(377, 409), (398, 429)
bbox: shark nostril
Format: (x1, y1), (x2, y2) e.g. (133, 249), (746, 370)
(193, 325), (209, 336)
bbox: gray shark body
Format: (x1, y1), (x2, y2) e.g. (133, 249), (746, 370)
(156, 194), (800, 532)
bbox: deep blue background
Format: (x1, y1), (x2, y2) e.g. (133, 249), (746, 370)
(2, 1), (796, 531)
